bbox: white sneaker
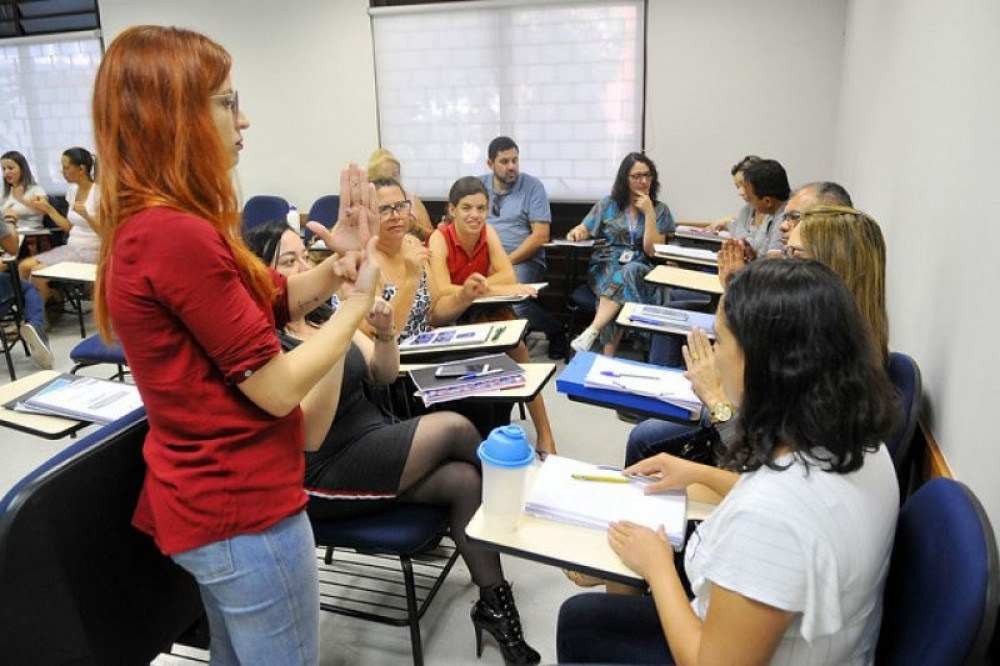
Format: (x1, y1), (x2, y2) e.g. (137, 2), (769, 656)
(570, 327), (599, 353)
(21, 322), (54, 370)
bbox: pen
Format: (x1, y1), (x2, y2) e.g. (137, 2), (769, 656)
(491, 326), (505, 342)
(459, 368), (505, 381)
(600, 369), (660, 380)
(571, 473), (630, 484)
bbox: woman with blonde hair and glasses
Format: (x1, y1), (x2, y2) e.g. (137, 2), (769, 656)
(94, 25), (383, 663)
(785, 205), (888, 361)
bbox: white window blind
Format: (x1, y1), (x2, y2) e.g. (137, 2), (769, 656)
(372, 0), (644, 201)
(0, 32), (102, 193)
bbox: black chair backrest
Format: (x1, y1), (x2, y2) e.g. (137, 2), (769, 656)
(0, 413), (202, 664)
(42, 193), (70, 245)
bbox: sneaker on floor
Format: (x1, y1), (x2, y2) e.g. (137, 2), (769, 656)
(570, 327), (599, 353)
(21, 322), (54, 370)
(547, 331), (568, 360)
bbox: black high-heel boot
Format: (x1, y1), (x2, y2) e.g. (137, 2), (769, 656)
(471, 581), (541, 665)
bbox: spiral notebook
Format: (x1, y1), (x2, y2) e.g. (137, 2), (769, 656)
(523, 455), (687, 550)
(408, 353), (525, 406)
(584, 355), (702, 414)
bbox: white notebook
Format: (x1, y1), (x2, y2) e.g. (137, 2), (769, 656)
(653, 243), (719, 261)
(523, 455), (688, 550)
(584, 354), (702, 413)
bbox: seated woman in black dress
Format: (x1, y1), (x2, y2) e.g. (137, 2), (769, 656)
(245, 220), (540, 665)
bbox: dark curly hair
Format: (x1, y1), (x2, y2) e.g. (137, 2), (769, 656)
(610, 152), (659, 213)
(719, 259), (898, 474)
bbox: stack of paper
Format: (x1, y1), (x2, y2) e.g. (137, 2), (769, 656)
(523, 455), (687, 550)
(654, 244), (719, 262)
(400, 323), (493, 349)
(7, 375), (142, 423)
(408, 354), (526, 406)
(550, 238), (607, 247)
(473, 282), (548, 304)
(674, 225), (731, 241)
(584, 355), (702, 413)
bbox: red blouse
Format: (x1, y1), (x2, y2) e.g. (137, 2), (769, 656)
(106, 207), (306, 555)
(440, 222), (490, 285)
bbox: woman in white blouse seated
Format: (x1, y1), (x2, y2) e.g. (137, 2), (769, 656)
(1, 150), (47, 231)
(20, 147), (100, 304)
(557, 258), (900, 665)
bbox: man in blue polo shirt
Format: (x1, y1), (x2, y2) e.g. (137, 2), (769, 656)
(480, 136), (567, 358)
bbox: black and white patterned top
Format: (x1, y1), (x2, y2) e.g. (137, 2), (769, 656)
(329, 269), (432, 342)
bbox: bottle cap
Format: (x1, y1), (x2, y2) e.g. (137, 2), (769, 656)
(477, 425), (535, 468)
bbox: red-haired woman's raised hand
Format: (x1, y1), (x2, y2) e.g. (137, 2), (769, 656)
(306, 163), (380, 255)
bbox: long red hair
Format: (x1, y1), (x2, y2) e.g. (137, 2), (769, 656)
(92, 25), (274, 341)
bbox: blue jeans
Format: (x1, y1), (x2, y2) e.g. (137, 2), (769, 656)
(171, 511), (319, 666)
(557, 592), (675, 664)
(0, 273), (44, 330)
(626, 418), (704, 466)
(512, 261), (563, 337)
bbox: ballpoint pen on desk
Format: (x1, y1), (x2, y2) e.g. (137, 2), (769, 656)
(600, 369), (660, 380)
(629, 315), (688, 327)
(491, 326), (506, 342)
(458, 368), (505, 381)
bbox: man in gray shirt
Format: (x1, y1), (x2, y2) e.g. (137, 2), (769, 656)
(480, 136), (566, 358)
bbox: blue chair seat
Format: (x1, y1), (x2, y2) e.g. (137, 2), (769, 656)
(71, 334), (125, 365)
(311, 503), (446, 554)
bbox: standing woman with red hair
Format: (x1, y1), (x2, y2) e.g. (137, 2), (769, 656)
(93, 26), (381, 663)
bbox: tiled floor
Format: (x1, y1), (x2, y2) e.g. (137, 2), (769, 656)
(2, 314), (637, 666)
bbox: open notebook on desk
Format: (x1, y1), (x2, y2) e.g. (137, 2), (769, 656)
(619, 303), (717, 339)
(400, 323), (493, 349)
(524, 455), (687, 550)
(5, 374), (142, 424)
(585, 354), (701, 414)
(674, 225), (730, 242)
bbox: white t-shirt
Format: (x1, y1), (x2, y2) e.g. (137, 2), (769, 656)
(2, 184), (47, 230)
(64, 182), (100, 248)
(685, 445), (898, 665)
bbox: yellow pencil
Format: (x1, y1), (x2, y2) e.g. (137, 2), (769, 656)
(571, 473), (630, 484)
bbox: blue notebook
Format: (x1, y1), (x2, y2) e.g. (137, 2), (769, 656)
(556, 352), (700, 422)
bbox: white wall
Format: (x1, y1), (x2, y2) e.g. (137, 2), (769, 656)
(98, 0), (380, 212)
(99, 0), (846, 217)
(834, 0), (1000, 537)
(646, 0), (847, 219)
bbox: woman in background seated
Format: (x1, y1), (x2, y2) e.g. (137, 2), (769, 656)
(558, 259), (899, 664)
(1, 150), (47, 231)
(245, 219), (542, 665)
(21, 147), (101, 304)
(625, 205), (890, 472)
(428, 176), (557, 454)
(367, 147), (434, 242)
(566, 152), (675, 356)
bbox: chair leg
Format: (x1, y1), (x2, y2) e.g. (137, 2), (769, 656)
(2, 336), (15, 381)
(400, 555), (424, 666)
(324, 545), (334, 566)
(517, 401), (526, 420)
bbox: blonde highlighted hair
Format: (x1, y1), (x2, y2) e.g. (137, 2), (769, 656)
(367, 148), (401, 181)
(798, 205), (889, 362)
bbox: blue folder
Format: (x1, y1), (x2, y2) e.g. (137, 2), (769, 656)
(556, 352), (700, 422)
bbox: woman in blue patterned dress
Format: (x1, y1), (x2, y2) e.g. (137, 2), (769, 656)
(567, 153), (675, 356)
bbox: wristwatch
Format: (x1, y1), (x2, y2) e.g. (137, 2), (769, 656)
(373, 329), (396, 343)
(708, 401), (734, 424)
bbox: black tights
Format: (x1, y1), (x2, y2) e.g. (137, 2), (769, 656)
(396, 411), (502, 589)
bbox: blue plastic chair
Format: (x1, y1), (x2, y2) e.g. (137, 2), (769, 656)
(304, 195), (340, 242)
(310, 504), (459, 666)
(70, 333), (128, 381)
(886, 352), (921, 494)
(241, 195), (289, 232)
(876, 478), (998, 665)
